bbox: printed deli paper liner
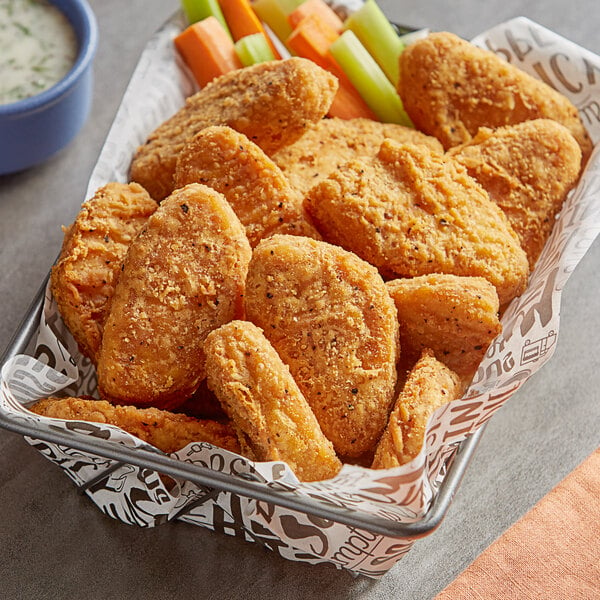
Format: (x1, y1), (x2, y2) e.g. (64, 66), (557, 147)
(1, 15), (600, 577)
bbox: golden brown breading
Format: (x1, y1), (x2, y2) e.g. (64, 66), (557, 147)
(448, 119), (582, 268)
(97, 184), (252, 410)
(398, 32), (592, 161)
(271, 117), (444, 196)
(386, 274), (501, 385)
(244, 235), (399, 457)
(204, 320), (342, 482)
(29, 397), (240, 454)
(50, 182), (158, 363)
(372, 350), (462, 469)
(130, 58), (338, 201)
(174, 126), (320, 247)
(305, 140), (528, 304)
(305, 140), (530, 307)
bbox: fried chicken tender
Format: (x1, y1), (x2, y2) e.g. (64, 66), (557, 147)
(386, 274), (501, 385)
(97, 183), (252, 410)
(130, 58), (338, 201)
(372, 350), (462, 469)
(305, 140), (530, 307)
(398, 32), (592, 161)
(204, 320), (342, 482)
(244, 235), (399, 457)
(174, 126), (320, 247)
(448, 119), (582, 268)
(29, 397), (240, 455)
(50, 182), (158, 363)
(271, 117), (444, 196)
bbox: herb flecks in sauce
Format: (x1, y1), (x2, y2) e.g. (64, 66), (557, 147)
(0, 0), (78, 105)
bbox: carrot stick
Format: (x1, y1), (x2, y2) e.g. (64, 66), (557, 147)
(181, 0), (232, 37)
(218, 0), (281, 57)
(174, 16), (243, 88)
(287, 14), (377, 120)
(286, 13), (338, 69)
(288, 0), (343, 33)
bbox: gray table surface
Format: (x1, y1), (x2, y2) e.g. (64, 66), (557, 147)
(1, 1), (598, 598)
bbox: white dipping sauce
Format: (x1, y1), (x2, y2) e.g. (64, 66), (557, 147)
(0, 0), (78, 105)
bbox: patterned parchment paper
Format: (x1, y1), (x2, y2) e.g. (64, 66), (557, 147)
(1, 15), (600, 577)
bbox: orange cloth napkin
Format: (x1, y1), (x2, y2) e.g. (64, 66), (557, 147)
(435, 447), (600, 599)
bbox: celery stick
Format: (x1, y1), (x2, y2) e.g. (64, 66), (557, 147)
(181, 0), (232, 38)
(277, 0), (304, 13)
(329, 30), (412, 126)
(343, 0), (404, 86)
(235, 33), (276, 66)
(252, 0), (293, 46)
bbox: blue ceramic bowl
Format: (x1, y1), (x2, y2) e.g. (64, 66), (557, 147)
(0, 0), (98, 175)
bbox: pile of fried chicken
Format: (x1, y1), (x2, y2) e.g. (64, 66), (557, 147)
(31, 33), (588, 482)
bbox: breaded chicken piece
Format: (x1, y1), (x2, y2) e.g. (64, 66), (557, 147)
(51, 182), (158, 363)
(305, 140), (530, 307)
(29, 397), (240, 455)
(448, 119), (582, 268)
(244, 235), (399, 457)
(174, 126), (320, 247)
(372, 350), (462, 469)
(398, 32), (592, 161)
(97, 184), (252, 410)
(271, 117), (444, 196)
(386, 274), (501, 385)
(130, 58), (338, 201)
(204, 320), (342, 482)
